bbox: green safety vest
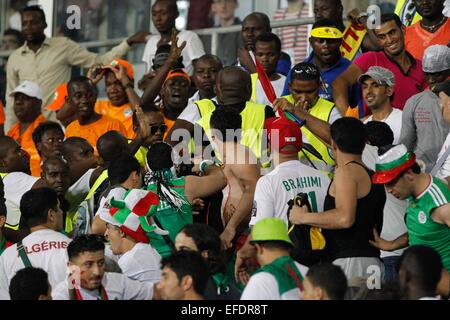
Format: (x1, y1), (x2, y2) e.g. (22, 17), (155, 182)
(257, 255), (304, 296)
(196, 99), (266, 160)
(146, 176), (193, 258)
(282, 95), (335, 167)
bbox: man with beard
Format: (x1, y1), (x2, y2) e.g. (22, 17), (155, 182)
(7, 81), (45, 177)
(64, 76), (127, 153)
(52, 234), (155, 300)
(332, 13), (426, 116)
(360, 66), (402, 144)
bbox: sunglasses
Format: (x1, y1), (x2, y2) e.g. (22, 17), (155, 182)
(149, 124), (168, 135)
(293, 65), (320, 76)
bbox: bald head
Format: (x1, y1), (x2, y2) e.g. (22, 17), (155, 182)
(97, 131), (129, 165)
(243, 12), (271, 31)
(61, 137), (92, 160)
(216, 66), (252, 105)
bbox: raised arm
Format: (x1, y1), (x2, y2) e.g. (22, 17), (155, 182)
(140, 29), (186, 106)
(331, 63), (364, 115)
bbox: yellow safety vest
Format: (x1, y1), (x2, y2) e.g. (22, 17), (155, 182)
(282, 95), (335, 167)
(196, 99), (266, 160)
(395, 0), (421, 26)
(1, 172), (19, 230)
(0, 173), (16, 231)
(250, 73), (259, 103)
(65, 170), (108, 233)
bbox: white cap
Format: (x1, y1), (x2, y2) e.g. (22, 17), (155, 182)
(10, 81), (43, 100)
(422, 45), (450, 73)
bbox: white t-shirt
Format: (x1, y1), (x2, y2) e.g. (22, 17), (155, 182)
(362, 144), (408, 258)
(241, 261), (308, 300)
(0, 229), (71, 298)
(250, 160), (330, 226)
(435, 132), (450, 179)
(178, 91), (218, 124)
(141, 30), (205, 75)
(52, 272), (154, 300)
(118, 243), (161, 283)
(254, 74), (286, 106)
(363, 108), (403, 144)
(65, 168), (95, 213)
(3, 172), (39, 228)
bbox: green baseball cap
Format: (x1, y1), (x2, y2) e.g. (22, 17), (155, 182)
(251, 218), (293, 246)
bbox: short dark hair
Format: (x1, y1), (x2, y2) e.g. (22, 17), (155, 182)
(306, 262), (348, 300)
(20, 5), (46, 24)
(147, 142), (173, 171)
(399, 245), (443, 297)
(4, 28), (25, 46)
(67, 76), (97, 97)
(290, 62), (321, 83)
(193, 54), (223, 70)
(210, 107), (242, 142)
(61, 137), (93, 161)
(379, 13), (403, 29)
(20, 188), (59, 228)
(9, 267), (50, 300)
(161, 250), (209, 296)
(312, 18), (341, 30)
(132, 103), (162, 128)
(255, 32), (282, 53)
(153, 0), (179, 13)
(32, 121), (64, 147)
(108, 153), (141, 185)
(68, 234), (105, 261)
(244, 12), (271, 32)
(180, 224), (225, 274)
(365, 121), (394, 147)
(330, 117), (367, 154)
(96, 131), (129, 166)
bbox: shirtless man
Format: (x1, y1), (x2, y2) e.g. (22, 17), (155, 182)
(209, 107), (260, 249)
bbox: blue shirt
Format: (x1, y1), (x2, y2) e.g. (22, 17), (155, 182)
(281, 53), (361, 107)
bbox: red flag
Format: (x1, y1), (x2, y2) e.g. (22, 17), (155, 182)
(250, 51), (288, 120)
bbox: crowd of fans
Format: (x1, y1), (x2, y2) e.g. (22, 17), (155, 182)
(0, 0), (449, 301)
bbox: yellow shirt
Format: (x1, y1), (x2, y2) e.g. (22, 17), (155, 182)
(95, 100), (135, 139)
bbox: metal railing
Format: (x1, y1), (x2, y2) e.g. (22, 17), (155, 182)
(0, 17), (315, 59)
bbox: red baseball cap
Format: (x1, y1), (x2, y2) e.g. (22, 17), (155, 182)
(265, 116), (302, 154)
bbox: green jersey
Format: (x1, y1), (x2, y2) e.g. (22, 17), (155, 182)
(407, 176), (450, 271)
(146, 176), (193, 257)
